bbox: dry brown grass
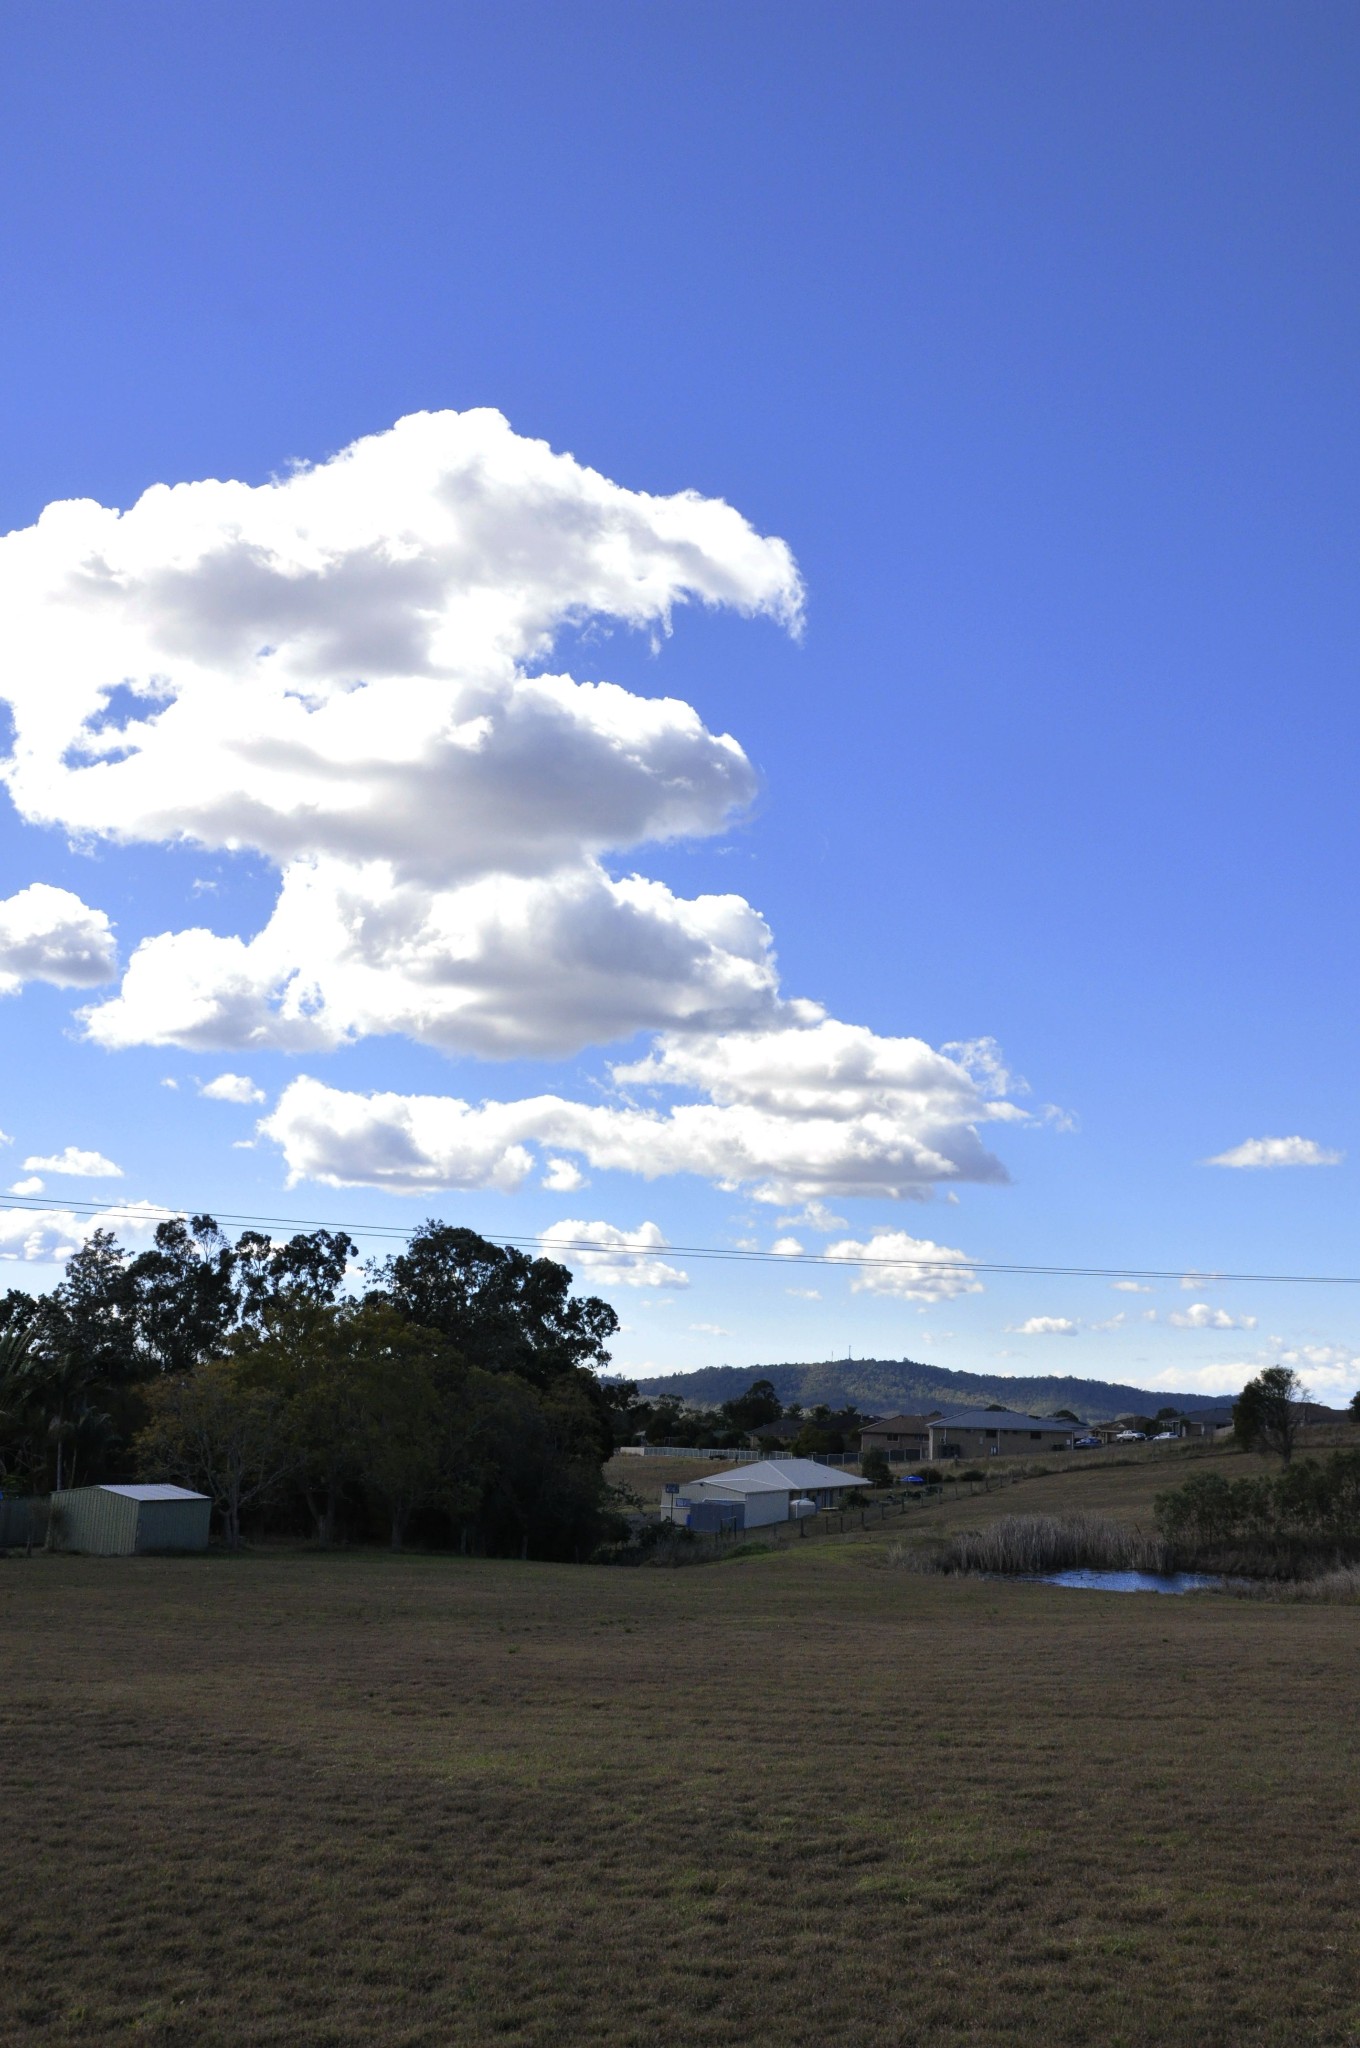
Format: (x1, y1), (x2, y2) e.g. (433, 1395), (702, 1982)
(2, 1514), (1358, 2048)
(604, 1451), (734, 1505)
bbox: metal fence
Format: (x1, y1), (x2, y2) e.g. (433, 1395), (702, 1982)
(0, 1497), (49, 1547)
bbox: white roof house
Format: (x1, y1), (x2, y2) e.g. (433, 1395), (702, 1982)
(663, 1458), (870, 1529)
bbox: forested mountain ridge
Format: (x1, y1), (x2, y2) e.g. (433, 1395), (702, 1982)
(633, 1358), (1231, 1423)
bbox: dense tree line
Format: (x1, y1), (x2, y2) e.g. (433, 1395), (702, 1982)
(1154, 1450), (1360, 1565)
(0, 1218), (633, 1559)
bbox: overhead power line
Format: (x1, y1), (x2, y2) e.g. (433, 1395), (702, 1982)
(0, 1189), (1357, 1287)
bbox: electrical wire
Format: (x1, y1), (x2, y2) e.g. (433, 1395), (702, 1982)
(0, 1188), (1356, 1286)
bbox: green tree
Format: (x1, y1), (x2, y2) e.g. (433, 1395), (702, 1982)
(1234, 1367), (1306, 1463)
(346, 1306), (451, 1550)
(136, 1358), (294, 1547)
(721, 1378), (782, 1431)
(371, 1222), (618, 1388)
(862, 1447), (893, 1488)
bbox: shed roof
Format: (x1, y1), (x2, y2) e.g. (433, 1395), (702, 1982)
(98, 1484), (209, 1502)
(860, 1413), (932, 1432)
(929, 1408), (1079, 1435)
(689, 1458), (870, 1495)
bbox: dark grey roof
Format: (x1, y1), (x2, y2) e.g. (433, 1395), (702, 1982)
(928, 1408), (1079, 1434)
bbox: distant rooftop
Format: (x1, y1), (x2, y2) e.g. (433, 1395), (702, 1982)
(688, 1458), (870, 1494)
(929, 1408), (1080, 1434)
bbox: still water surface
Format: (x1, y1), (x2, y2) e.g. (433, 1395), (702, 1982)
(1029, 1568), (1222, 1595)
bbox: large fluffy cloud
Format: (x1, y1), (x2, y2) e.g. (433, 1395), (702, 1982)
(4, 410), (1029, 1203)
(84, 859), (779, 1056)
(260, 1012), (1016, 1204)
(0, 409), (798, 874)
(0, 884), (117, 995)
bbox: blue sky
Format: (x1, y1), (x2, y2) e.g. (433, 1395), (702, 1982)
(1, 1), (1356, 1398)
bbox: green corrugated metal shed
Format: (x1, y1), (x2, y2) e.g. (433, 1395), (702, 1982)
(50, 1484), (211, 1555)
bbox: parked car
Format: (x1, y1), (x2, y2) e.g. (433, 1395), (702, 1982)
(1149, 1430), (1178, 1441)
(901, 1473), (928, 1486)
(1072, 1434), (1102, 1449)
(1113, 1429), (1147, 1442)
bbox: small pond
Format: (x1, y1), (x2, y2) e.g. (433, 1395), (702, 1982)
(1026, 1568), (1223, 1595)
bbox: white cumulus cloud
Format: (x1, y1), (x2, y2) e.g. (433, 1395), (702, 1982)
(259, 1015), (1017, 1207)
(9, 1176), (44, 1196)
(824, 1229), (983, 1303)
(538, 1219), (689, 1290)
(0, 883), (117, 994)
(198, 1072), (266, 1104)
(1168, 1302), (1258, 1331)
(5, 410), (1031, 1207)
(1010, 1315), (1079, 1337)
(1205, 1136), (1342, 1169)
(23, 1146), (122, 1178)
(0, 1200), (166, 1263)
(541, 1157), (586, 1193)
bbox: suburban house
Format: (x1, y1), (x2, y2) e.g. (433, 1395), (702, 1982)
(1173, 1406), (1237, 1440)
(659, 1457), (871, 1529)
(927, 1408), (1081, 1460)
(858, 1413), (933, 1461)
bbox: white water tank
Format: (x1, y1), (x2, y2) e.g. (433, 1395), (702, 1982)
(790, 1496), (817, 1519)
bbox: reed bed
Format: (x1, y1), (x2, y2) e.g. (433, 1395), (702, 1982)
(890, 1512), (1172, 1577)
(1225, 1562), (1360, 1602)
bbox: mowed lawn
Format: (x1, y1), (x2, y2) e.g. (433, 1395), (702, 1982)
(2, 1523), (1358, 2048)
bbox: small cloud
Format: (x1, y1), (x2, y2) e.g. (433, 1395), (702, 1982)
(1205, 1135), (1342, 1170)
(1112, 1280), (1151, 1294)
(1090, 1312), (1127, 1332)
(541, 1157), (586, 1193)
(1168, 1302), (1258, 1331)
(1010, 1316), (1078, 1337)
(9, 1176), (44, 1196)
(772, 1236), (804, 1256)
(160, 1077), (179, 1090)
(774, 1201), (847, 1233)
(825, 1229), (982, 1304)
(786, 1287), (821, 1299)
(1180, 1272), (1223, 1291)
(198, 1073), (266, 1106)
(23, 1146), (122, 1179)
(539, 1218), (688, 1289)
(0, 1129), (10, 1145)
(941, 1036), (1025, 1098)
(1040, 1103), (1079, 1134)
(689, 1323), (728, 1336)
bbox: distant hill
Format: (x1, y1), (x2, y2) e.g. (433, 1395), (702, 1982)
(632, 1357), (1233, 1425)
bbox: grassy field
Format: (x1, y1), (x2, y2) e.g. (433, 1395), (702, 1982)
(3, 1448), (1359, 2048)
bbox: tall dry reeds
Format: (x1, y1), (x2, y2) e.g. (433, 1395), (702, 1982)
(1224, 1563), (1360, 1602)
(889, 1512), (1172, 1577)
